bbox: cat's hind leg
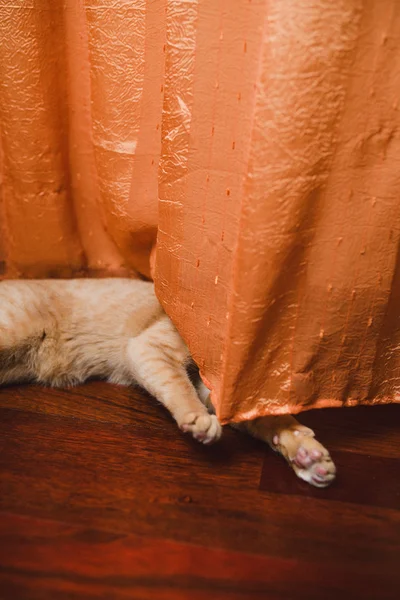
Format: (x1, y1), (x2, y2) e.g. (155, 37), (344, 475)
(125, 317), (222, 444)
(236, 414), (336, 487)
(194, 379), (335, 487)
(0, 284), (48, 385)
(0, 361), (32, 386)
(0, 325), (38, 385)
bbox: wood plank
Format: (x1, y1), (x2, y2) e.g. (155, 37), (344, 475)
(0, 512), (398, 600)
(260, 449), (400, 509)
(0, 382), (153, 426)
(0, 407), (399, 568)
(300, 404), (400, 458)
(1, 383), (399, 458)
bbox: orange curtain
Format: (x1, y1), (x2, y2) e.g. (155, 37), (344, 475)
(156, 0), (400, 422)
(1, 0), (400, 423)
(0, 0), (164, 279)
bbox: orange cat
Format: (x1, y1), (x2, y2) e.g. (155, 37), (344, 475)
(0, 278), (335, 487)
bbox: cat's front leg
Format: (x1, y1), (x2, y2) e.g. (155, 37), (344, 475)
(178, 410), (221, 444)
(125, 321), (222, 445)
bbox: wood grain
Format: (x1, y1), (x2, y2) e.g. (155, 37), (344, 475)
(0, 383), (399, 599)
(0, 512), (397, 600)
(260, 449), (400, 508)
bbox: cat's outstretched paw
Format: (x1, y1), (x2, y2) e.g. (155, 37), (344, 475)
(273, 426), (336, 488)
(180, 412), (222, 445)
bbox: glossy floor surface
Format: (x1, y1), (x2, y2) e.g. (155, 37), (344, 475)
(0, 382), (399, 599)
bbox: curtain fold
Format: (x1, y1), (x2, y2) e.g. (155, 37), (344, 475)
(156, 0), (400, 422)
(1, 0), (399, 422)
(0, 0), (164, 278)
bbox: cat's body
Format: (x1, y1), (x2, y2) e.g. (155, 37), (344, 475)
(0, 278), (335, 487)
(0, 278), (170, 387)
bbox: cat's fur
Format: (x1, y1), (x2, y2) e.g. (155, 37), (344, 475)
(0, 278), (335, 487)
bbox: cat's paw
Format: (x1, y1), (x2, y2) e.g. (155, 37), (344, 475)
(274, 426), (336, 488)
(180, 412), (222, 445)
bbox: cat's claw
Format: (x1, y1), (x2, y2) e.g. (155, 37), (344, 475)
(180, 412), (222, 445)
(274, 426), (336, 488)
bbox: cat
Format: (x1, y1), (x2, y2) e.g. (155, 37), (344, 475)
(0, 278), (335, 488)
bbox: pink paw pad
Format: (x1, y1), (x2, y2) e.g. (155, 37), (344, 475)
(293, 446), (320, 468)
(310, 449), (322, 460)
(316, 465), (327, 476)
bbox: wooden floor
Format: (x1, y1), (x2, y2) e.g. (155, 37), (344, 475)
(0, 382), (399, 599)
